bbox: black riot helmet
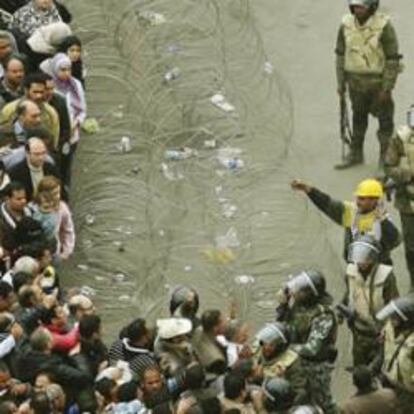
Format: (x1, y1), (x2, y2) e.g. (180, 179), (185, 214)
(286, 270), (326, 298)
(263, 378), (296, 412)
(256, 322), (290, 356)
(169, 285), (199, 319)
(376, 296), (414, 328)
(348, 234), (381, 266)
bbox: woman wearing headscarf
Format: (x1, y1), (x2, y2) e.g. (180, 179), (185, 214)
(43, 53), (86, 185)
(57, 35), (85, 89)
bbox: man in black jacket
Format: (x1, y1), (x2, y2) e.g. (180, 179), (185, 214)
(8, 137), (59, 201)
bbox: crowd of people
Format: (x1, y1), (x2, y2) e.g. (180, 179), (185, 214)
(0, 0), (410, 414)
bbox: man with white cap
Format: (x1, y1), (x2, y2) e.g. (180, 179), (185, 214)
(155, 318), (197, 377)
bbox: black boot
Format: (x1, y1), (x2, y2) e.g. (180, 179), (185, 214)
(335, 149), (364, 170)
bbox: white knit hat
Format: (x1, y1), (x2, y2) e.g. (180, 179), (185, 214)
(156, 318), (192, 339)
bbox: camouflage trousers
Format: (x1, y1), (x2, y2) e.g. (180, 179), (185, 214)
(352, 328), (380, 367)
(401, 213), (414, 289)
(302, 360), (337, 414)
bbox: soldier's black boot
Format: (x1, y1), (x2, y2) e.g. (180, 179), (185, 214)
(335, 149), (364, 170)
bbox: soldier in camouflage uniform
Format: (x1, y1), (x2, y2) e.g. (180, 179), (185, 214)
(376, 296), (414, 414)
(255, 322), (308, 405)
(385, 105), (414, 288)
(335, 0), (401, 169)
(341, 234), (399, 367)
(276, 271), (338, 414)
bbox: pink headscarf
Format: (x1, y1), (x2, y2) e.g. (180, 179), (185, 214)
(51, 53), (82, 117)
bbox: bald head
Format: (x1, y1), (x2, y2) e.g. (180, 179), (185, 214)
(18, 100), (41, 129)
(26, 137), (47, 168)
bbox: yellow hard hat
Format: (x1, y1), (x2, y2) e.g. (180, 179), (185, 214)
(354, 179), (384, 198)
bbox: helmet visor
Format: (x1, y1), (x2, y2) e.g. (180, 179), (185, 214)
(347, 241), (380, 265)
(286, 272), (318, 296)
(407, 106), (414, 129)
(376, 301), (409, 323)
(256, 323), (287, 345)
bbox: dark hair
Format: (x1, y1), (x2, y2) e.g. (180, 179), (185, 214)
(353, 365), (374, 392)
(3, 54), (26, 72)
(0, 313), (14, 332)
(224, 374), (245, 400)
(37, 72), (52, 82)
(79, 314), (101, 339)
(58, 35), (82, 53)
(30, 391), (51, 414)
(185, 364), (205, 390)
(119, 318), (147, 342)
(117, 381), (138, 403)
(201, 310), (222, 332)
(19, 240), (50, 260)
(23, 73), (46, 90)
(95, 378), (116, 400)
(0, 281), (12, 300)
(4, 181), (26, 198)
(200, 397), (222, 414)
(13, 271), (32, 293)
(17, 286), (37, 308)
(26, 127), (53, 143)
(231, 359), (254, 380)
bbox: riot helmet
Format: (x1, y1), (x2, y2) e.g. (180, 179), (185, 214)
(349, 0), (379, 11)
(169, 285), (199, 320)
(348, 235), (380, 268)
(376, 296), (414, 327)
(407, 105), (414, 129)
(256, 322), (289, 358)
(286, 270), (326, 298)
(263, 378), (296, 412)
(288, 406), (324, 414)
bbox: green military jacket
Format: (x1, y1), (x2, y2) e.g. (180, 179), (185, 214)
(385, 126), (414, 214)
(335, 13), (400, 92)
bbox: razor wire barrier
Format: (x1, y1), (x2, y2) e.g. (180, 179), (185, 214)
(63, 0), (344, 334)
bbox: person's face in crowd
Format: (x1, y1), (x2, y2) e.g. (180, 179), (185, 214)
(142, 369), (163, 395)
(0, 371), (11, 392)
(38, 249), (52, 271)
(26, 82), (45, 104)
(5, 59), (24, 88)
(169, 334), (189, 347)
(21, 103), (42, 129)
(7, 189), (27, 213)
(34, 374), (52, 392)
(67, 45), (81, 62)
(57, 66), (72, 82)
(0, 293), (12, 312)
(232, 323), (250, 344)
(0, 39), (12, 62)
(74, 298), (96, 320)
(44, 80), (54, 102)
(33, 0), (53, 11)
(352, 5), (370, 22)
(27, 140), (47, 168)
(51, 305), (67, 329)
(38, 193), (55, 213)
(261, 342), (277, 359)
(356, 196), (379, 214)
(213, 314), (227, 336)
